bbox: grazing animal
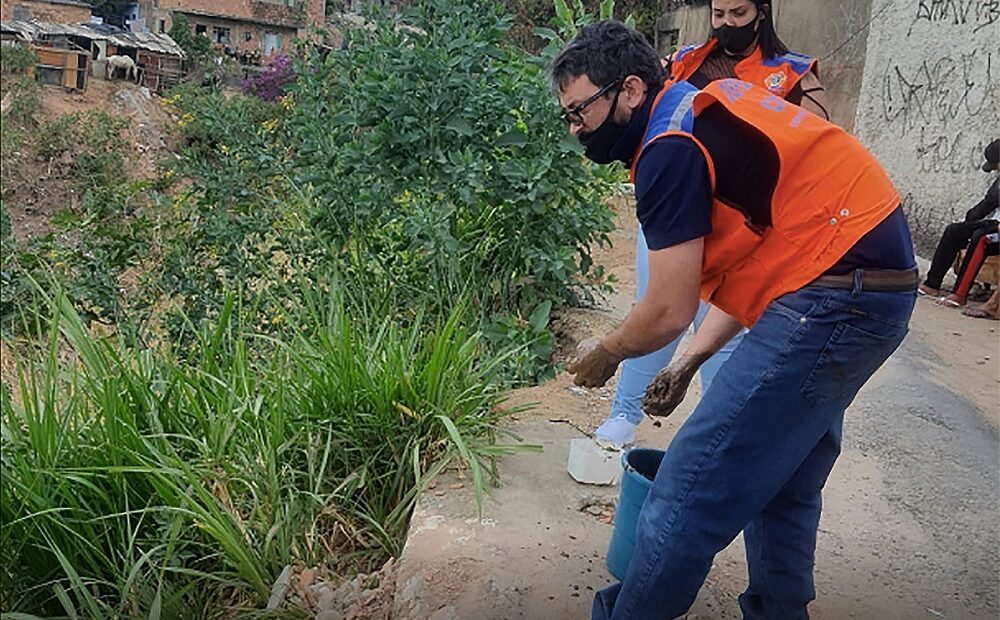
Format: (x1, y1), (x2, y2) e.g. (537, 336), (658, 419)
(105, 55), (137, 82)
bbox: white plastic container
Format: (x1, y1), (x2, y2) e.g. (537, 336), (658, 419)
(567, 438), (622, 485)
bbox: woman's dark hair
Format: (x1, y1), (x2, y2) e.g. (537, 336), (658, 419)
(548, 20), (665, 95)
(711, 0), (789, 58)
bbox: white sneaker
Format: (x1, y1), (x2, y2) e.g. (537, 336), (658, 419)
(594, 414), (638, 450)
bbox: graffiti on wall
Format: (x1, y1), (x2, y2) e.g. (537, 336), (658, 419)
(881, 50), (994, 137)
(880, 0), (998, 176)
(908, 0), (1000, 34)
(859, 0), (1000, 249)
(914, 130), (992, 175)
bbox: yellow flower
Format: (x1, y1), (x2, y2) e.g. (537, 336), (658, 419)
(392, 189), (414, 205)
(394, 402), (417, 419)
(177, 112), (194, 128)
(280, 94), (294, 110)
(271, 313), (284, 325)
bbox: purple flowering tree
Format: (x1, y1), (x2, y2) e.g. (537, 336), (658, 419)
(242, 55), (296, 101)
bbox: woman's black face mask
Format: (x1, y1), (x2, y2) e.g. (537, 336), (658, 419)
(715, 13), (761, 55)
(579, 88), (626, 164)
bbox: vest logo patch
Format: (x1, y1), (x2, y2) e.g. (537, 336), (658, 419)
(764, 71), (787, 93)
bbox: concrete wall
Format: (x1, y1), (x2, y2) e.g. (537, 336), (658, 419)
(853, 0), (1000, 253)
(771, 0), (874, 131)
(655, 2), (710, 54)
(2, 0), (92, 23)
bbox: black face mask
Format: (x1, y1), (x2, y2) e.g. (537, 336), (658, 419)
(579, 91), (627, 164)
(715, 18), (760, 55)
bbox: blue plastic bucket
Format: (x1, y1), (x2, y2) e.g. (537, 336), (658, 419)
(606, 448), (665, 580)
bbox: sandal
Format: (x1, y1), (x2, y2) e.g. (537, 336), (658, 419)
(962, 306), (999, 320)
(935, 296), (965, 308)
(917, 284), (940, 297)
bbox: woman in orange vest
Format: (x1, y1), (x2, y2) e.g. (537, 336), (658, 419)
(594, 0), (829, 450)
(551, 20), (916, 619)
(669, 0), (829, 120)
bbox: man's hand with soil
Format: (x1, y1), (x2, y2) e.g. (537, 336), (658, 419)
(567, 337), (624, 387)
(641, 352), (710, 417)
(565, 238), (704, 388)
(642, 306), (745, 417)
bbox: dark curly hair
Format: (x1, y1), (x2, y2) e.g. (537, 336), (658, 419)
(547, 20), (665, 95)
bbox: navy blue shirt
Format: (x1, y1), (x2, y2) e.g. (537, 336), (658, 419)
(635, 139), (714, 249)
(612, 93), (914, 273)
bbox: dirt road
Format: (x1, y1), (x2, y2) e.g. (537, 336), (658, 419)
(394, 208), (999, 619)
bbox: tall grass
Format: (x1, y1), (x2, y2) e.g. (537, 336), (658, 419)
(0, 290), (530, 617)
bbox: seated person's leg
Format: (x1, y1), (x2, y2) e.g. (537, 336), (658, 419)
(941, 232), (998, 306)
(921, 221), (979, 295)
(963, 289), (1000, 319)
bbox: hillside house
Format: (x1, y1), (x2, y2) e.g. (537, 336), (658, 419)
(0, 0), (91, 23)
(136, 0), (326, 65)
(1, 19), (185, 92)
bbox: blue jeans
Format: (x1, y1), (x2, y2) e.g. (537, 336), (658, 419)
(610, 231), (745, 424)
(593, 282), (915, 620)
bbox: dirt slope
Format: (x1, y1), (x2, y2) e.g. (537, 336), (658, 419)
(4, 78), (172, 244)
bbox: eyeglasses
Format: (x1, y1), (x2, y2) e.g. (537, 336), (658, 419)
(561, 80), (622, 126)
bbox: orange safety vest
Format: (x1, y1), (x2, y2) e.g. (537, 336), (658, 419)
(670, 39), (817, 98)
(629, 79), (900, 327)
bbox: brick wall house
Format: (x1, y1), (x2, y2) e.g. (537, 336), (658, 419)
(137, 0), (325, 64)
(1, 0), (92, 23)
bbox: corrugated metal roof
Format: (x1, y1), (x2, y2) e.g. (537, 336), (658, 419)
(173, 7), (304, 29)
(40, 0), (92, 6)
(0, 19), (186, 57)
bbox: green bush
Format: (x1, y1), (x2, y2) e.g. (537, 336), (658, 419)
(293, 0), (615, 314)
(506, 0), (659, 52)
(0, 2), (623, 614)
(0, 75), (40, 125)
(1, 289), (528, 617)
(2, 109), (146, 336)
(35, 110), (131, 198)
(0, 78), (41, 192)
(168, 13), (213, 67)
(156, 0), (617, 366)
(0, 43), (38, 76)
(483, 299), (556, 383)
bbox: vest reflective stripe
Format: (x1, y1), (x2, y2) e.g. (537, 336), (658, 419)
(673, 44), (699, 63)
(761, 51), (814, 74)
(631, 79), (900, 327)
(669, 39), (817, 97)
(641, 80), (699, 140)
(668, 89), (698, 132)
(630, 80), (718, 190)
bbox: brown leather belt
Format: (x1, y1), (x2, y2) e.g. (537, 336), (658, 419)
(810, 267), (919, 292)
